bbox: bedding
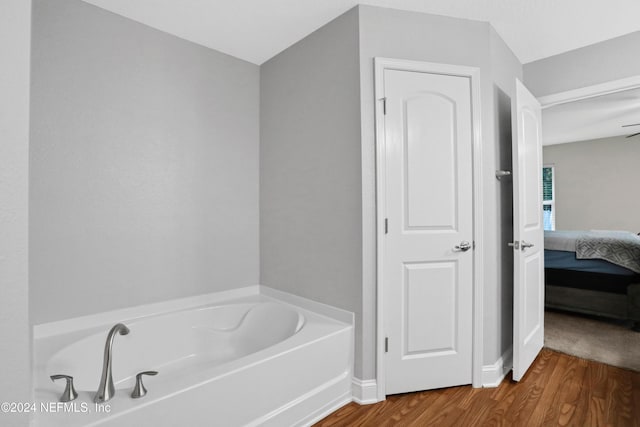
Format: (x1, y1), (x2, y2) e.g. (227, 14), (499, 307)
(544, 230), (640, 274)
(576, 231), (640, 274)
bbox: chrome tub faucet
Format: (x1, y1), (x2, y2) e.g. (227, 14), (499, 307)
(95, 323), (130, 403)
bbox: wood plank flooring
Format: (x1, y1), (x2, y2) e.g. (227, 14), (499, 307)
(314, 349), (640, 426)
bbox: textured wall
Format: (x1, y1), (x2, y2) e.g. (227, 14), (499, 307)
(260, 8), (364, 375)
(30, 0), (260, 324)
(524, 31), (640, 97)
(0, 0), (31, 425)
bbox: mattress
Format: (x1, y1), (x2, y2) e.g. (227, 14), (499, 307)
(544, 249), (636, 276)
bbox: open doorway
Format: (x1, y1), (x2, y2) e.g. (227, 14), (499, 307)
(539, 82), (640, 372)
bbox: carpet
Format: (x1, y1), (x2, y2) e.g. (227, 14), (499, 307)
(544, 310), (640, 372)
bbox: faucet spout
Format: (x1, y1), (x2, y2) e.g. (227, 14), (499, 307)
(94, 323), (129, 403)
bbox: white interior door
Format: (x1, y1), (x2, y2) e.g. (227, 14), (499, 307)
(512, 79), (545, 381)
(382, 68), (474, 394)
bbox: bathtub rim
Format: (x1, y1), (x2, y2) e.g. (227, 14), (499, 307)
(33, 285), (353, 340)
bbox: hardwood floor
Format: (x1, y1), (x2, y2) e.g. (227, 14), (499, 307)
(315, 349), (640, 426)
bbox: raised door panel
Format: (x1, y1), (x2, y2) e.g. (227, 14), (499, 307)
(404, 94), (458, 231)
(523, 251), (543, 344)
(522, 108), (542, 230)
(403, 262), (458, 356)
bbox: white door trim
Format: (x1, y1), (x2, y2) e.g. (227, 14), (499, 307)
(374, 57), (484, 401)
(537, 75), (640, 109)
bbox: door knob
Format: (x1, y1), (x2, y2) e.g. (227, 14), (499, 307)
(453, 241), (471, 252)
(521, 241), (534, 250)
(507, 241), (520, 250)
(508, 241), (534, 251)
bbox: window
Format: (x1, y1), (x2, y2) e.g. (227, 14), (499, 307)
(542, 166), (555, 230)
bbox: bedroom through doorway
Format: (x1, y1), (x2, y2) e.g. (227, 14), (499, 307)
(539, 81), (640, 372)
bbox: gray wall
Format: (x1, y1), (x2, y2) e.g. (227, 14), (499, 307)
(0, 0), (32, 425)
(543, 136), (640, 232)
(260, 8), (364, 375)
(30, 0), (260, 325)
(524, 31), (640, 97)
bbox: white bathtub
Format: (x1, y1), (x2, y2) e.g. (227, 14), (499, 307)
(33, 290), (353, 426)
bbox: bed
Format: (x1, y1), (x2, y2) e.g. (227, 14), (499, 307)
(544, 230), (640, 331)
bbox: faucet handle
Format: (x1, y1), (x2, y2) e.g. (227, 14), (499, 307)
(50, 374), (78, 402)
(131, 371), (158, 399)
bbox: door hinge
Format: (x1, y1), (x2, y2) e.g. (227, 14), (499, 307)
(382, 97), (387, 115)
(385, 337), (389, 353)
(384, 218), (388, 234)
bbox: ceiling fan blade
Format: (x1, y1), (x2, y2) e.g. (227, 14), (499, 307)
(625, 131), (640, 138)
(622, 123), (640, 127)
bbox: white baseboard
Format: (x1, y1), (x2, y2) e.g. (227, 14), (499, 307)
(352, 377), (379, 405)
(482, 346), (513, 387)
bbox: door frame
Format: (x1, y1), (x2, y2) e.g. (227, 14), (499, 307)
(537, 75), (640, 109)
(374, 57), (485, 400)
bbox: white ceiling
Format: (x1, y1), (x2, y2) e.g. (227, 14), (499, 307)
(543, 88), (640, 145)
(81, 0), (640, 65)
